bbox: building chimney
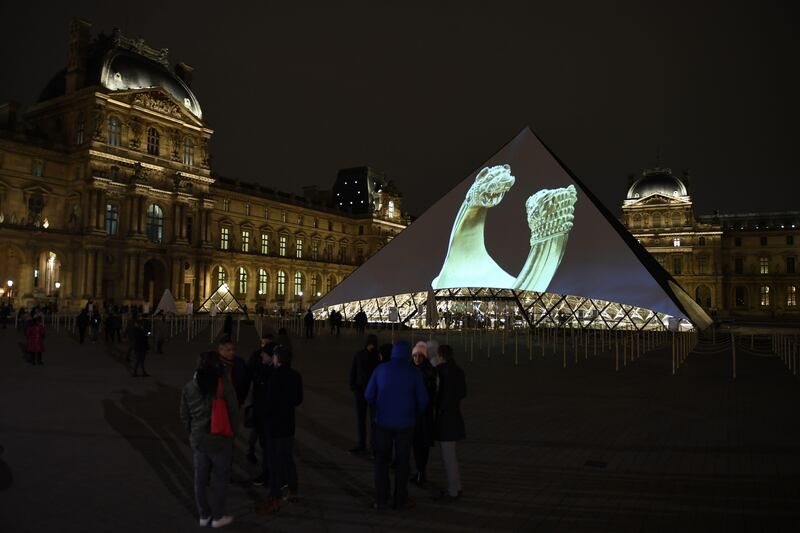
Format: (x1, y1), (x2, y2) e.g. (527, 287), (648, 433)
(175, 62), (194, 87)
(66, 19), (92, 95)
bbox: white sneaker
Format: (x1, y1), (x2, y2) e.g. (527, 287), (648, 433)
(211, 515), (234, 528)
(199, 516), (211, 527)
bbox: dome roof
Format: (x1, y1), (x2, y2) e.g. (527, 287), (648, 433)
(627, 168), (688, 200)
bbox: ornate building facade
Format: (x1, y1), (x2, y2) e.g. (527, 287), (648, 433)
(0, 21), (407, 313)
(622, 167), (800, 322)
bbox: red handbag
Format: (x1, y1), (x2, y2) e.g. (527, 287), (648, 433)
(211, 377), (234, 438)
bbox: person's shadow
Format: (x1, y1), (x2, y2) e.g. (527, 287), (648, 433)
(0, 445), (13, 491)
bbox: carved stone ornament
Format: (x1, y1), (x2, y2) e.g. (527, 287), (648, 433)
(133, 162), (149, 183)
(200, 139), (211, 168)
(133, 93), (182, 119)
(92, 106), (104, 140)
(127, 117), (143, 150)
(170, 129), (182, 161)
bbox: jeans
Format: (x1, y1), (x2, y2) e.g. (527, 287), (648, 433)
(268, 436), (297, 498)
(439, 441), (462, 497)
(193, 442), (233, 520)
(373, 425), (413, 506)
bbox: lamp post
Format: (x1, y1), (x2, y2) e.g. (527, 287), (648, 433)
(6, 280), (12, 299)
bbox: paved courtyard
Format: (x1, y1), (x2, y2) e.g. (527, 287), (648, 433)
(1, 321), (799, 532)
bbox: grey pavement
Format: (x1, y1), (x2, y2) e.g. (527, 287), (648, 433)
(1, 323), (799, 532)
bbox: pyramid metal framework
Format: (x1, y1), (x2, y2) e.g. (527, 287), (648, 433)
(197, 283), (246, 314)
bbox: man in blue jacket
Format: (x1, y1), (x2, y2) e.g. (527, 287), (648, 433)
(364, 340), (428, 510)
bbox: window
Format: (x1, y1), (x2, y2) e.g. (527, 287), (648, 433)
(216, 266), (227, 287)
(359, 225), (364, 235)
(238, 267), (248, 295)
(241, 230), (250, 252)
(76, 113), (85, 144)
(328, 220), (333, 231)
(356, 247), (364, 264)
(311, 239), (319, 260)
(258, 269), (268, 295)
(146, 127), (160, 156)
(652, 213), (662, 227)
(673, 237), (681, 247)
(313, 218), (319, 229)
(697, 256), (707, 275)
(294, 272), (304, 297)
(698, 236), (706, 246)
(146, 204), (164, 243)
(26, 192), (45, 221)
(260, 233), (269, 255)
(105, 204), (119, 235)
(244, 203), (251, 216)
(109, 166), (119, 180)
(220, 227), (230, 250)
(734, 236), (742, 247)
(672, 256), (682, 275)
(277, 270), (286, 297)
(279, 235), (287, 257)
(32, 159), (44, 177)
(325, 241), (333, 261)
(326, 275), (335, 293)
(788, 236), (795, 246)
(311, 274), (320, 296)
(734, 257), (743, 274)
(735, 287), (746, 307)
(788, 286), (797, 307)
(788, 257), (796, 274)
(760, 236), (768, 246)
(183, 138), (194, 165)
(108, 116), (122, 146)
(296, 238), (303, 258)
(671, 212), (681, 227)
(223, 198), (230, 212)
(760, 257), (769, 274)
(387, 200), (395, 218)
(186, 217), (193, 242)
(632, 214), (642, 229)
(281, 211), (287, 223)
(760, 286), (770, 307)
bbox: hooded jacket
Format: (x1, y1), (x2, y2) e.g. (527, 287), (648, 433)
(180, 371), (240, 451)
(364, 340), (429, 429)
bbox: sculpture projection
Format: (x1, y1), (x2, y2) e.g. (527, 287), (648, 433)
(432, 163), (577, 293)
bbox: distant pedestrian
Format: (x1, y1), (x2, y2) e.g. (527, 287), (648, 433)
(131, 320), (150, 377)
(349, 334), (380, 455)
(90, 309), (101, 342)
(77, 309), (89, 344)
(255, 345), (303, 515)
(365, 340), (429, 511)
(25, 316), (46, 365)
(180, 351), (238, 529)
(303, 309), (314, 339)
(155, 314), (169, 353)
(355, 310), (367, 334)
(433, 344), (466, 501)
(411, 342), (436, 487)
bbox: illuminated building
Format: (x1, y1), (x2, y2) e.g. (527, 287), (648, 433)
(622, 167), (800, 321)
(0, 20), (407, 312)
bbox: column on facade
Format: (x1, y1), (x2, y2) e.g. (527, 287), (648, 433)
(135, 254), (144, 300)
(179, 205), (186, 240)
(84, 251), (95, 297)
(87, 190), (96, 229)
(94, 249), (104, 299)
(97, 190), (107, 231)
(138, 197), (147, 235)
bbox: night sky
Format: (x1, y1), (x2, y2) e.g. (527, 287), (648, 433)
(1, 1), (798, 217)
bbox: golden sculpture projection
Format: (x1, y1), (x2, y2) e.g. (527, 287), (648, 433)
(432, 164), (517, 289)
(432, 164), (577, 293)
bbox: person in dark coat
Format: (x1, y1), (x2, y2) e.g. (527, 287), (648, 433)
(348, 334), (380, 455)
(411, 342), (437, 486)
(25, 316), (46, 365)
(131, 320), (150, 377)
(433, 344), (467, 501)
(365, 340), (429, 511)
(247, 333), (275, 480)
(255, 345), (303, 515)
(218, 337), (250, 406)
(303, 309), (314, 339)
(77, 309), (89, 344)
(90, 309), (101, 342)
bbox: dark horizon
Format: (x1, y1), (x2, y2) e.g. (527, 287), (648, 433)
(1, 1), (798, 218)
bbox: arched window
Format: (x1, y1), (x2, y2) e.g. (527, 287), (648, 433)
(276, 270), (286, 297)
(147, 127), (160, 156)
(294, 272), (304, 297)
(238, 267), (248, 295)
(652, 212), (662, 227)
(258, 269), (269, 296)
(296, 237), (303, 258)
(183, 137), (194, 166)
(146, 204), (164, 243)
(76, 112), (85, 144)
(279, 234), (288, 257)
(107, 116), (122, 146)
(698, 236), (706, 246)
(105, 204), (119, 235)
(788, 286), (797, 307)
(760, 286), (770, 307)
(326, 274), (335, 293)
(311, 273), (320, 296)
(214, 266), (228, 288)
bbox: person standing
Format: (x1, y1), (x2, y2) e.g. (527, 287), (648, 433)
(349, 334), (380, 455)
(77, 309), (89, 344)
(303, 309), (314, 339)
(90, 309), (101, 342)
(411, 342), (437, 487)
(218, 337), (250, 407)
(131, 320), (150, 377)
(25, 316), (46, 365)
(247, 333), (275, 479)
(155, 314), (169, 354)
(433, 344), (467, 501)
(255, 345), (303, 515)
(180, 351), (239, 529)
(364, 340), (428, 511)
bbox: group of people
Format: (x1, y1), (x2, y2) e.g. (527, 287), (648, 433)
(350, 335), (467, 510)
(180, 330), (303, 528)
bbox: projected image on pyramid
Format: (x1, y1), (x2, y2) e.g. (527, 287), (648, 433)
(432, 163), (577, 292)
(432, 164), (517, 289)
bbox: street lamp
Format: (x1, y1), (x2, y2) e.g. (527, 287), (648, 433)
(6, 279), (12, 299)
(55, 282), (61, 289)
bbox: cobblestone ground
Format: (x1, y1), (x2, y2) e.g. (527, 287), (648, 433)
(1, 322), (799, 532)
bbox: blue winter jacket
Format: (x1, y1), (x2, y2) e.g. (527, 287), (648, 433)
(364, 340), (429, 429)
